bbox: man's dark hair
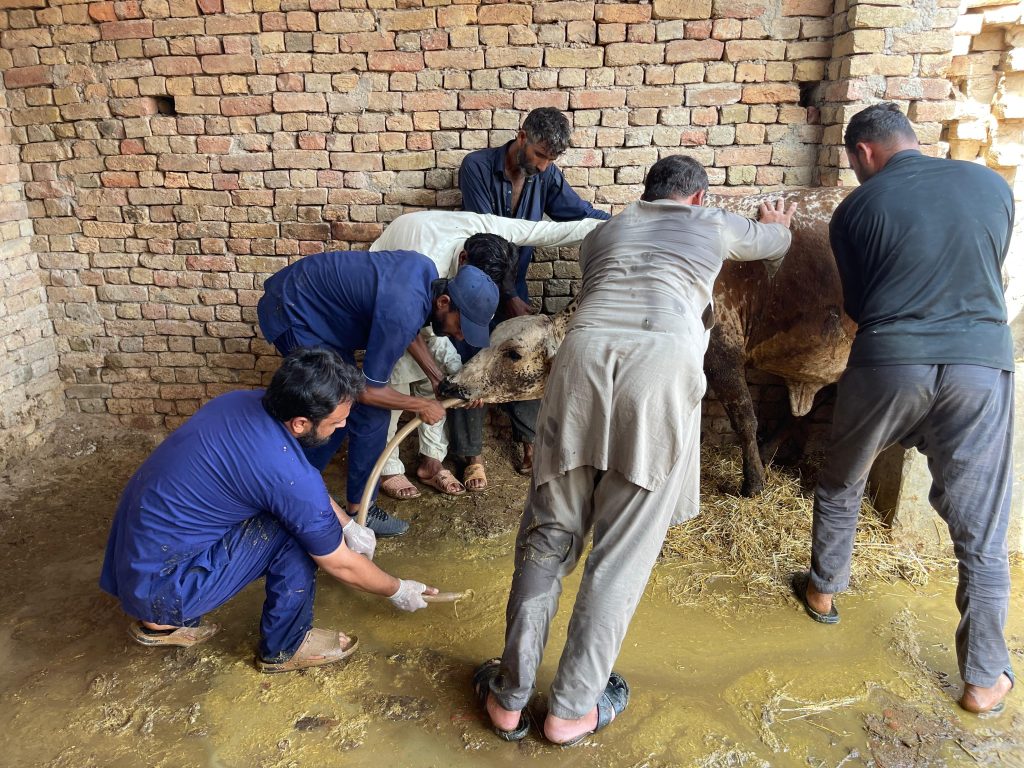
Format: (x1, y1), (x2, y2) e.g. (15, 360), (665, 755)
(464, 233), (517, 295)
(641, 155), (709, 202)
(262, 347), (364, 426)
(522, 107), (572, 156)
(844, 102), (918, 153)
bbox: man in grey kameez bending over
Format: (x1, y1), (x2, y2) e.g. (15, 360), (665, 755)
(473, 155), (795, 745)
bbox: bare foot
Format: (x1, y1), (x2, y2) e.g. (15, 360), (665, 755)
(960, 673), (1012, 714)
(544, 707), (600, 745)
(805, 578), (833, 616)
(142, 621), (177, 631)
(485, 692), (521, 732)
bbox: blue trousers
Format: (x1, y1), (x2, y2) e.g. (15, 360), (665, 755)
(150, 513), (316, 660)
(811, 364), (1014, 688)
(267, 327), (389, 506)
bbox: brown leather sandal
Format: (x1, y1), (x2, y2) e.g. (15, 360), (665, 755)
(256, 628), (358, 674)
(462, 463), (488, 491)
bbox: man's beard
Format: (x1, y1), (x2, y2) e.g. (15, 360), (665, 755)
(296, 426), (330, 449)
(517, 148), (540, 177)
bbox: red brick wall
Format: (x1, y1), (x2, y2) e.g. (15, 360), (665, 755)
(0, 0), (969, 430)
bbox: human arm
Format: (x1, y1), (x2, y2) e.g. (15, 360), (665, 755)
(312, 538), (438, 610)
(329, 497), (376, 559)
(406, 333), (444, 397)
(721, 200), (795, 274)
(358, 383), (446, 425)
(542, 165), (611, 222)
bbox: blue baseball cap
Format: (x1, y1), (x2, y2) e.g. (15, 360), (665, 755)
(447, 265), (499, 348)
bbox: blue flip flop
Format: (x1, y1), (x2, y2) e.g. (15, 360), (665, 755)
(790, 571), (839, 624)
(472, 658), (530, 742)
(557, 672), (631, 747)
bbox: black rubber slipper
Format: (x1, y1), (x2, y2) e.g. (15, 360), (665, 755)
(556, 672), (630, 748)
(472, 658), (529, 742)
(790, 571), (839, 625)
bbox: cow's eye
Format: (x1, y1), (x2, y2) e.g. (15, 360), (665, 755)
(505, 348), (522, 361)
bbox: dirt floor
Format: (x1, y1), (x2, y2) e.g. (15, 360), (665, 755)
(1, 415), (1022, 768)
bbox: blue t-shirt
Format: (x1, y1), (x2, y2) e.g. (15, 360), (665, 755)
(258, 250), (438, 385)
(99, 390), (342, 618)
(459, 142), (610, 301)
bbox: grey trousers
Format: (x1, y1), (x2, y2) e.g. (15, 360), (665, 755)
(492, 461), (684, 719)
(811, 364), (1014, 687)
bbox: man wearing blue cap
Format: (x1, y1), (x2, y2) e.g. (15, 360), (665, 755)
(257, 249), (499, 537)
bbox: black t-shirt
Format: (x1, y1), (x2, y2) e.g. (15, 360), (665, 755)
(830, 150), (1014, 370)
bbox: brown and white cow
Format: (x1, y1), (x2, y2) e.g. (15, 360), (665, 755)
(440, 187), (856, 496)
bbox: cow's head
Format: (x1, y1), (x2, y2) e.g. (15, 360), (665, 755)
(439, 300), (575, 404)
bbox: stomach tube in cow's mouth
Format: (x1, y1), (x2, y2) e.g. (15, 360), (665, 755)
(437, 377), (469, 400)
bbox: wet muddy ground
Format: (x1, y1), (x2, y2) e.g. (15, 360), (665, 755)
(1, 416), (1021, 768)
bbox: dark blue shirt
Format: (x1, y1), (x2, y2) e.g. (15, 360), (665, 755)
(258, 250), (438, 386)
(830, 150), (1014, 370)
(99, 390), (342, 619)
(459, 141), (610, 301)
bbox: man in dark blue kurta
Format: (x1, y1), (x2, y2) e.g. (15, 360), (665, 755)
(257, 251), (499, 536)
(455, 108), (610, 483)
(101, 348), (439, 673)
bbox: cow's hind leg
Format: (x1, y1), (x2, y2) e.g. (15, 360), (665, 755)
(704, 327), (765, 496)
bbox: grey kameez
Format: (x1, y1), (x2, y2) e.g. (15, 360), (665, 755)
(493, 199), (792, 719)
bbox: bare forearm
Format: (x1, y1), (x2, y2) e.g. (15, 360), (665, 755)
(314, 546), (400, 597)
(406, 335), (443, 385)
(358, 384), (429, 413)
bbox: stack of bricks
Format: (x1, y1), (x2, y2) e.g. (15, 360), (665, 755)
(0, 0), (966, 433)
(0, 75), (64, 467)
(946, 0), (1023, 200)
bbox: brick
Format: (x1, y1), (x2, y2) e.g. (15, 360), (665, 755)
(724, 40), (787, 62)
(99, 19), (153, 39)
(653, 0), (712, 19)
(319, 11), (375, 33)
(685, 84), (742, 106)
(339, 32), (396, 53)
(4, 65), (52, 90)
(843, 54), (915, 77)
(331, 222), (384, 241)
(891, 30), (955, 54)
(403, 91), (457, 112)
(742, 83), (800, 103)
(832, 30), (885, 57)
(485, 47), (544, 68)
(438, 6), (477, 26)
(546, 47), (604, 68)
(202, 54), (257, 74)
(907, 100), (957, 122)
(848, 5), (917, 29)
(627, 87), (685, 108)
(884, 77), (952, 100)
(712, 0), (771, 18)
(478, 4), (532, 25)
(665, 39), (724, 62)
(379, 9), (435, 31)
(366, 51), (424, 72)
(569, 89), (627, 109)
(424, 50), (485, 70)
(780, 0), (833, 15)
(714, 144), (772, 165)
(533, 2), (596, 23)
(604, 42), (665, 66)
(459, 91), (515, 110)
(273, 92), (327, 112)
(513, 91), (570, 111)
(602, 147), (659, 166)
(89, 1), (118, 21)
(153, 56), (202, 76)
(596, 4), (651, 23)
(222, 95), (273, 116)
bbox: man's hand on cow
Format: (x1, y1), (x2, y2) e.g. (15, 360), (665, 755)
(416, 398), (447, 425)
(758, 198), (797, 228)
(505, 296), (537, 317)
(463, 398), (485, 410)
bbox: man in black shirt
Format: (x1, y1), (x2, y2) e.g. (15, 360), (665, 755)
(792, 103), (1015, 715)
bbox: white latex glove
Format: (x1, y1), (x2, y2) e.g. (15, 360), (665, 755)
(388, 579), (430, 612)
(342, 518), (376, 560)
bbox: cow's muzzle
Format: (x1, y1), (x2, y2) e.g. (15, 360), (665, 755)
(438, 376), (470, 400)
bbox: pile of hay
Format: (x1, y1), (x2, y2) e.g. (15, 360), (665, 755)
(660, 447), (955, 601)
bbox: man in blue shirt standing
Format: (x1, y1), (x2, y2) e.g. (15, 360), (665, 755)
(257, 250), (499, 537)
(455, 108), (610, 486)
(101, 348), (439, 673)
